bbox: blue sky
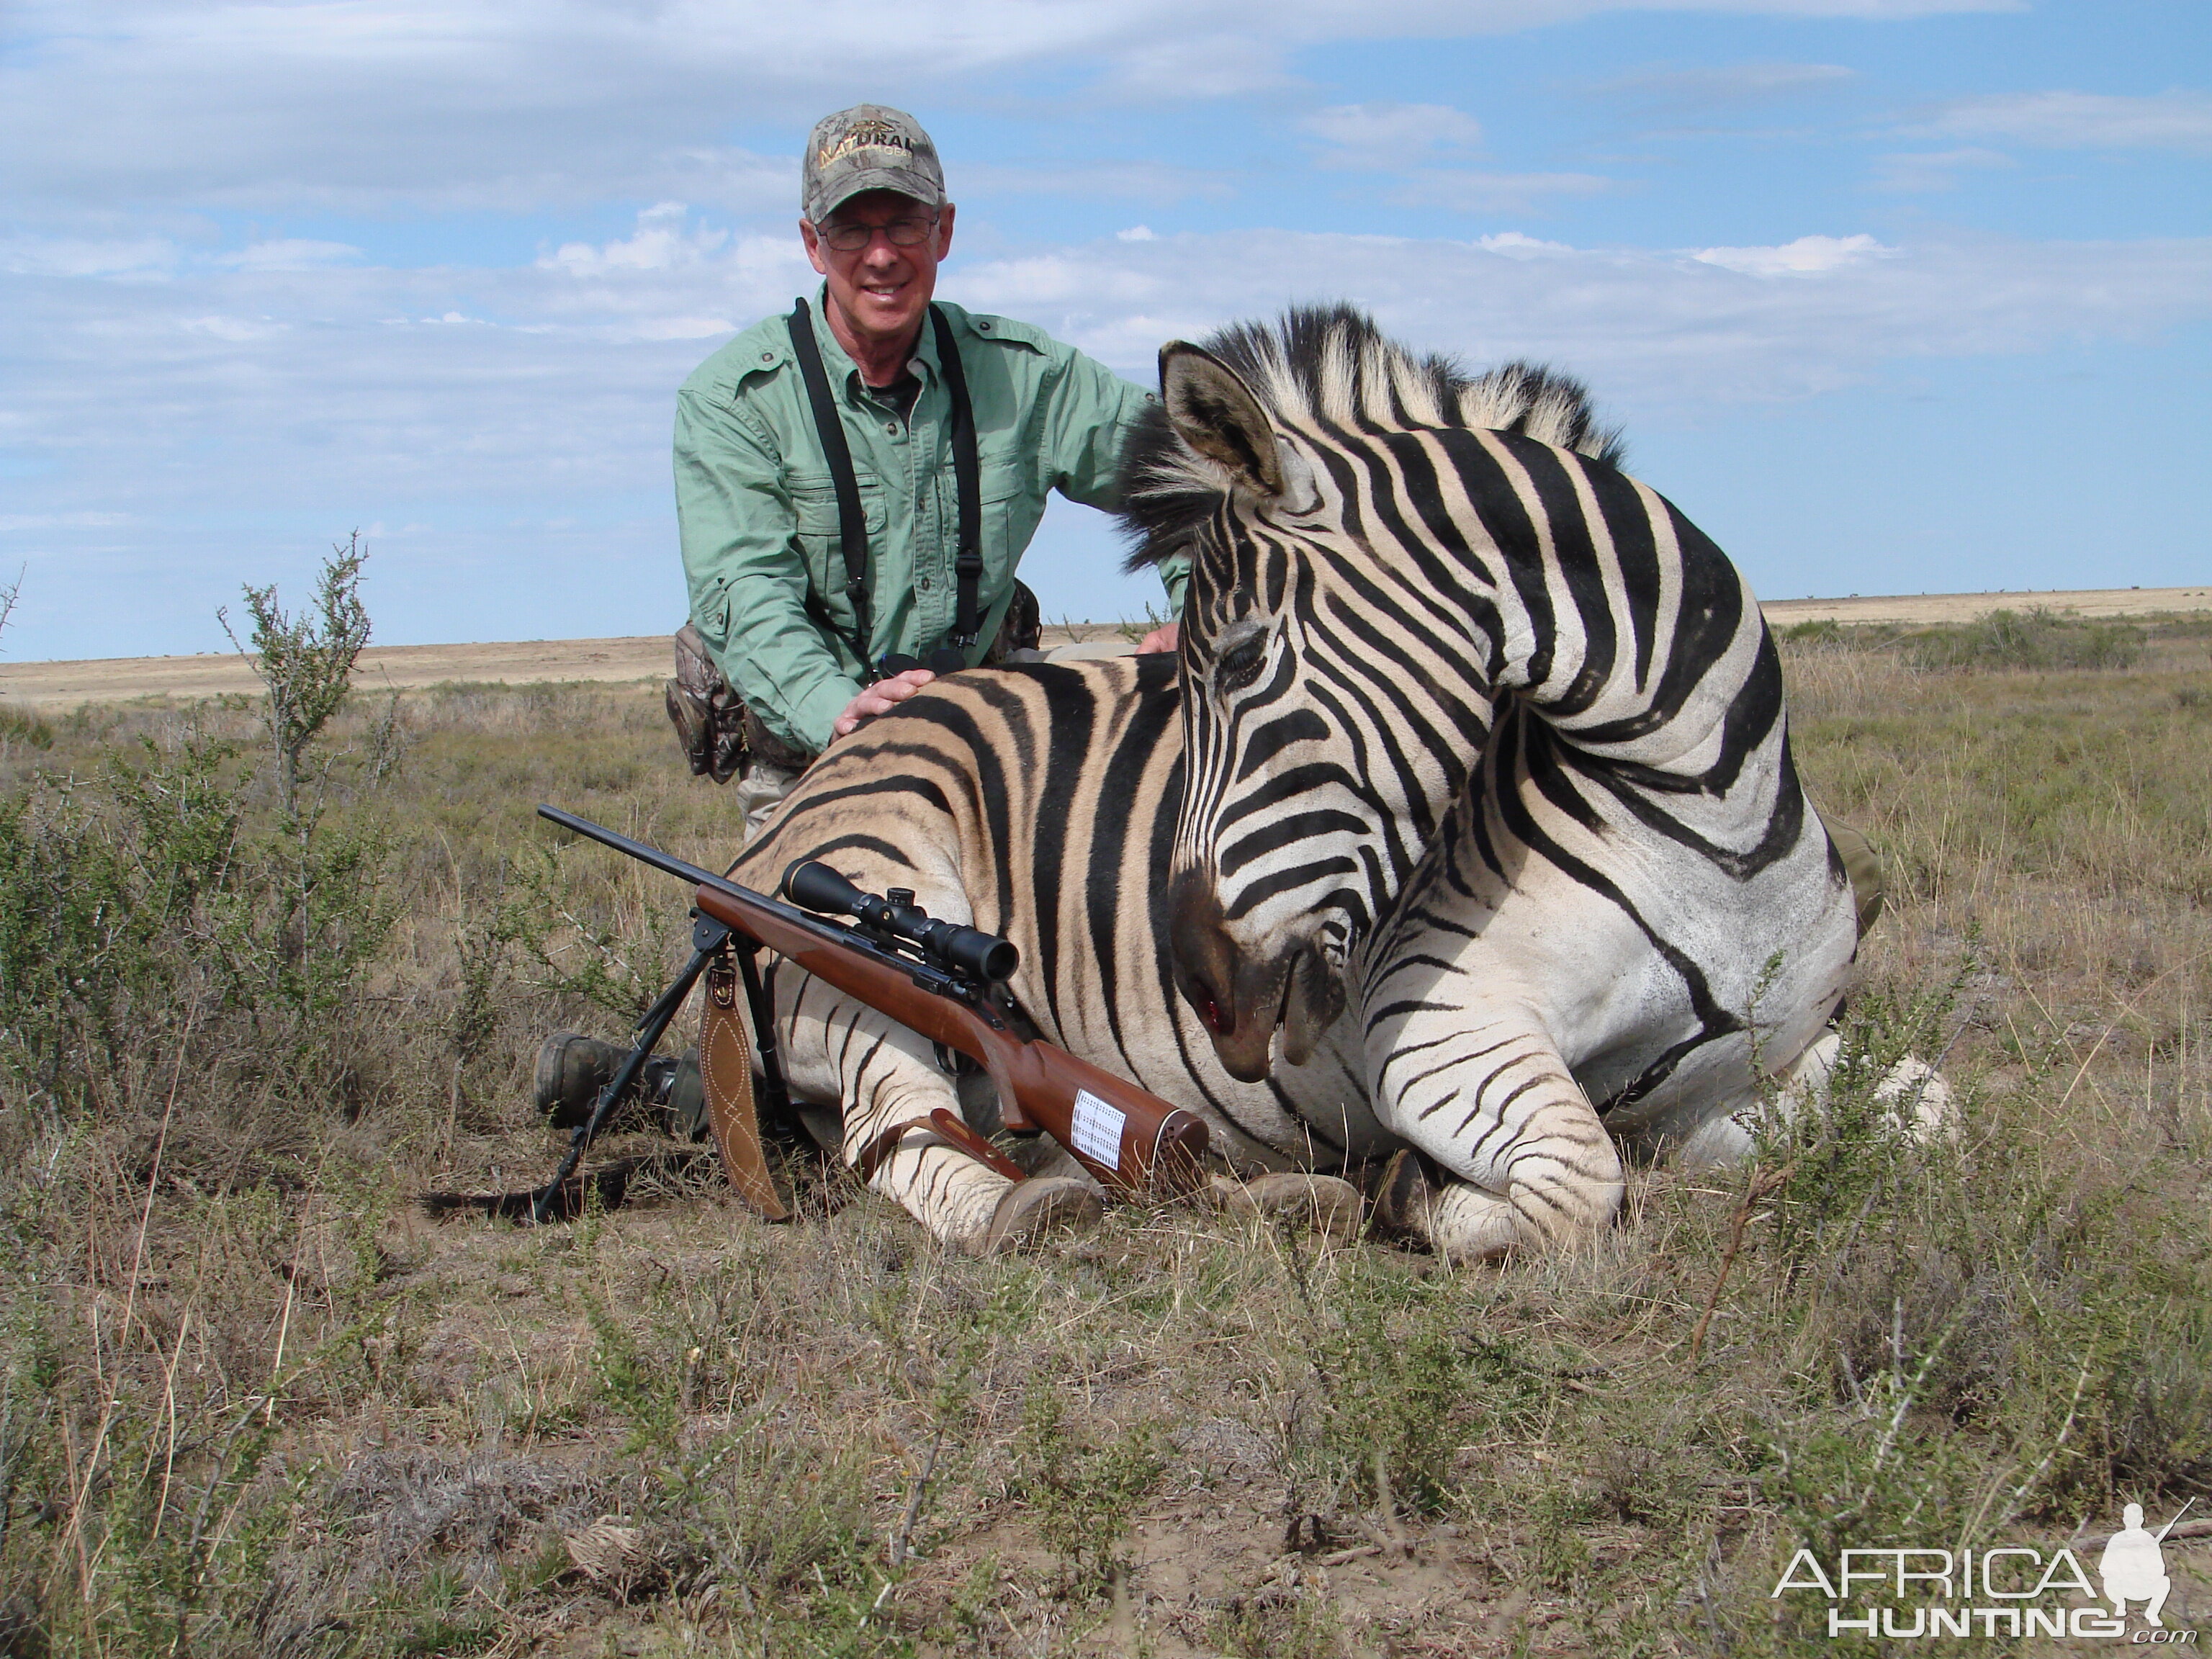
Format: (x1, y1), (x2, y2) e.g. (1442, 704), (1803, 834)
(1, 0), (2206, 661)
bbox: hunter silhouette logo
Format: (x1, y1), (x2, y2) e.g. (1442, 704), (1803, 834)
(1770, 1501), (2198, 1641)
(2103, 1501), (2191, 1628)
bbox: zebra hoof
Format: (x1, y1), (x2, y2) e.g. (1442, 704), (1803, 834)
(1367, 1149), (1436, 1248)
(976, 1176), (1103, 1256)
(1205, 1173), (1364, 1243)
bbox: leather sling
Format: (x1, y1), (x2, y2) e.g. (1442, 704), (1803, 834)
(698, 944), (792, 1221)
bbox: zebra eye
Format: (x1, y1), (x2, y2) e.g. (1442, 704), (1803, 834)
(1215, 632), (1268, 695)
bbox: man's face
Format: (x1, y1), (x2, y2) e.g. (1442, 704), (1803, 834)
(801, 189), (956, 349)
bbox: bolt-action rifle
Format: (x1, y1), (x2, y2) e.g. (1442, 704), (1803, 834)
(526, 805), (1209, 1223)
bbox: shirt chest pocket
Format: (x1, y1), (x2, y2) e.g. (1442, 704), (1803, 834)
(788, 474), (888, 610)
(975, 462), (1035, 581)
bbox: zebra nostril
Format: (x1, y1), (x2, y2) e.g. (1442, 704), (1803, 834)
(1182, 968), (1229, 1035)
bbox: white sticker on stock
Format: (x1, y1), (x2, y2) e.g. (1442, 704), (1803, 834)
(1069, 1089), (1126, 1170)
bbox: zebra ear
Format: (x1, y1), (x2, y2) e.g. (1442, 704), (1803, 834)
(1159, 343), (1287, 499)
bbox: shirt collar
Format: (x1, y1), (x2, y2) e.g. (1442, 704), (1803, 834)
(810, 282), (940, 397)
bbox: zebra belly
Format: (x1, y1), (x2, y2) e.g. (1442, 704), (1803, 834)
(1562, 823), (1855, 1138)
(1362, 766), (1857, 1149)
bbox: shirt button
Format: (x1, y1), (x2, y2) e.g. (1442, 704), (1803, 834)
(976, 320), (991, 331)
(760, 351), (773, 362)
(917, 575), (932, 590)
(885, 422), (899, 434)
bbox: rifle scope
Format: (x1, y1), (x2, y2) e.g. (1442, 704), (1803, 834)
(782, 861), (1019, 986)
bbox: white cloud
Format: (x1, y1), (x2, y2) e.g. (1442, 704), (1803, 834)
(1911, 90), (2212, 153)
(1866, 146), (2013, 192)
(1692, 233), (1897, 276)
(1390, 170), (1615, 212)
(1, 0), (2019, 212)
(625, 148), (796, 215)
(180, 315), (290, 341)
(1117, 225), (1158, 242)
(1302, 102), (1485, 169)
(0, 513), (133, 533)
(958, 161), (1234, 204)
(215, 239), (362, 271)
(0, 235), (177, 278)
(1478, 231), (1577, 257)
(540, 203), (728, 276)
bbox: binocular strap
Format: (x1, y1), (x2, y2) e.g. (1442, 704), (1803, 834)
(700, 948), (793, 1222)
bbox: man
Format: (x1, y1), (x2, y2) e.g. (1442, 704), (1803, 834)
(551, 106), (1182, 1137)
(667, 104), (1184, 833)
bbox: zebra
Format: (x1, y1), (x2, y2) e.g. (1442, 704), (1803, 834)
(1125, 305), (1941, 1262)
(721, 349), (1629, 1255)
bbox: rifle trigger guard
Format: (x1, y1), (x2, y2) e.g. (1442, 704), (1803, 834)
(932, 1041), (978, 1079)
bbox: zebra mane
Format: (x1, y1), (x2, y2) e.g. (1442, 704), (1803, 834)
(1120, 303), (1623, 572)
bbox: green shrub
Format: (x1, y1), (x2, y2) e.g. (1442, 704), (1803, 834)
(1902, 607), (2144, 671)
(1017, 1387), (1165, 1591)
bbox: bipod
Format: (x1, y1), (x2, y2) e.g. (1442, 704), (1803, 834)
(527, 912), (732, 1223)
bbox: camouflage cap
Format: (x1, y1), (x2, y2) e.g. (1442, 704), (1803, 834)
(802, 104), (946, 224)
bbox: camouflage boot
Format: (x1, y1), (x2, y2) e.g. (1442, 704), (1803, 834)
(533, 1032), (703, 1138)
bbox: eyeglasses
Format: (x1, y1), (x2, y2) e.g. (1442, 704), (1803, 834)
(817, 215), (939, 253)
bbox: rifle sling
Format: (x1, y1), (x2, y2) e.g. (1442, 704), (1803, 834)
(785, 298), (873, 671)
(856, 1108), (1028, 1187)
(699, 944), (791, 1221)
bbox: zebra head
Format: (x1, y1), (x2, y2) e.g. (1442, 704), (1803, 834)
(1120, 305), (1621, 1082)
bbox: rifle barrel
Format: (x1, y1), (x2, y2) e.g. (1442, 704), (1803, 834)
(534, 804), (968, 997)
(537, 804), (729, 891)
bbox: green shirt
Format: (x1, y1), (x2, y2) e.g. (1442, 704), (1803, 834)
(675, 291), (1185, 756)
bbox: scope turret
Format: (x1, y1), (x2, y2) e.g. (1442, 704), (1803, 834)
(781, 860), (1020, 986)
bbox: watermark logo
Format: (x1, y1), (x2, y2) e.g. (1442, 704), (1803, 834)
(1771, 1502), (2197, 1642)
(2105, 1503), (2177, 1629)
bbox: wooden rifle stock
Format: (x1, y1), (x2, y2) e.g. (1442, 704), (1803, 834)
(688, 884), (1208, 1196)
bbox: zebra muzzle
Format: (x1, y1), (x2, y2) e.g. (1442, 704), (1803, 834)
(1167, 873), (1341, 1082)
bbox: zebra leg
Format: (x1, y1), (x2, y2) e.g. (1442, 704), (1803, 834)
(776, 971), (1100, 1254)
(1669, 1030), (1959, 1168)
(1779, 1033), (1956, 1143)
(1367, 1002), (1624, 1260)
(1372, 1156), (1568, 1265)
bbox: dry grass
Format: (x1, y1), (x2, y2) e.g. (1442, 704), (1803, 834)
(0, 619), (2208, 1657)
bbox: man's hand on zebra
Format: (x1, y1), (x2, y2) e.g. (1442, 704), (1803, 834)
(1137, 621), (1179, 654)
(831, 665), (937, 740)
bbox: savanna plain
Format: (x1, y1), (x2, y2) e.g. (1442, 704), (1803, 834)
(1, 603), (2208, 1658)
